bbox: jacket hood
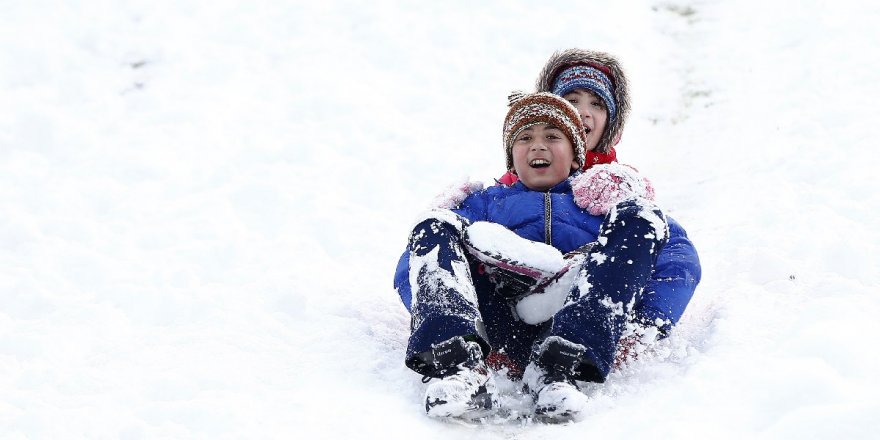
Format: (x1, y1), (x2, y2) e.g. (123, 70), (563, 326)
(535, 49), (631, 154)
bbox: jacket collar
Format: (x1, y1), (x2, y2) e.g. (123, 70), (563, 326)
(512, 173), (579, 193)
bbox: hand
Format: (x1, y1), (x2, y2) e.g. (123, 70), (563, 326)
(572, 163), (655, 216)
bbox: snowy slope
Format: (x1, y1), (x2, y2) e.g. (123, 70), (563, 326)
(1, 0), (879, 438)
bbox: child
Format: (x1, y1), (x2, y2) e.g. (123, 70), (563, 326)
(395, 92), (676, 421)
(496, 48), (701, 357)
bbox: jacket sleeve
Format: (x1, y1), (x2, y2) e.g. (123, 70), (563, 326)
(394, 250), (413, 311)
(392, 191), (490, 312)
(634, 215), (702, 335)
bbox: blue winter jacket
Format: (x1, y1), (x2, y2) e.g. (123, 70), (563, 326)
(394, 177), (701, 334)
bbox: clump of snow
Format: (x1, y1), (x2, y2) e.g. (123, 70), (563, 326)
(409, 246), (479, 330)
(465, 221), (565, 276)
(410, 208), (470, 235)
(514, 258), (583, 325)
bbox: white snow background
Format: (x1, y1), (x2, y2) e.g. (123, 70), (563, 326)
(2, 0), (879, 438)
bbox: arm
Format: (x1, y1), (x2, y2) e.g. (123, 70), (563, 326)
(394, 251), (413, 311)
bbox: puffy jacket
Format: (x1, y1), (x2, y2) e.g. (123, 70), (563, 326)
(394, 176), (701, 334)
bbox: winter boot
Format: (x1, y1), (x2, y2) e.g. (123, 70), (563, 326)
(522, 336), (591, 421)
(423, 336), (497, 419)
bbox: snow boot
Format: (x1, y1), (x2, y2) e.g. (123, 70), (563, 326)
(423, 336), (497, 419)
(522, 336), (590, 421)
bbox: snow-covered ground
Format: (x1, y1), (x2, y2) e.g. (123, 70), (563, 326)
(2, 0), (879, 438)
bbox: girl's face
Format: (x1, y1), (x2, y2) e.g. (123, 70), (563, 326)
(511, 123), (578, 191)
(562, 88), (608, 152)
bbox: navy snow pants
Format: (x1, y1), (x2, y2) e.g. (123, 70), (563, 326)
(404, 200), (668, 382)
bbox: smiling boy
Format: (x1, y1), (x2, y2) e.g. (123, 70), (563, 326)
(396, 92), (671, 421)
(510, 123), (578, 191)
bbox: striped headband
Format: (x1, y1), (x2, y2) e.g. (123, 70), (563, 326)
(551, 65), (617, 122)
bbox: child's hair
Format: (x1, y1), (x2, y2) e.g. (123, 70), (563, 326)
(502, 92), (586, 171)
(535, 49), (631, 154)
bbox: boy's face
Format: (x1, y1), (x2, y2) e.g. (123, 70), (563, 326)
(511, 123), (579, 191)
(562, 89), (608, 151)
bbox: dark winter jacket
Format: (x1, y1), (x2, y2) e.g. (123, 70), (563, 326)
(394, 177), (701, 334)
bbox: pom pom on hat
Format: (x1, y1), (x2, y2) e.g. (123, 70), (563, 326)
(507, 90), (527, 104)
(502, 92), (587, 171)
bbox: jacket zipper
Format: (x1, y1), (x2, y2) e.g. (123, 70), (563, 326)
(544, 191), (552, 246)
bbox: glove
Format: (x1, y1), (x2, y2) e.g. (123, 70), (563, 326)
(572, 163), (655, 216)
(463, 221), (565, 299)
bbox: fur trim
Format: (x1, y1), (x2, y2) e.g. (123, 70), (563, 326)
(535, 49), (631, 154)
(430, 177), (484, 209)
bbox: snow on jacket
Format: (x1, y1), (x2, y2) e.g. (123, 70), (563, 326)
(394, 175), (701, 334)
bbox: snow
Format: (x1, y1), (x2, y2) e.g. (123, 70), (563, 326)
(515, 265), (581, 326)
(466, 221), (565, 275)
(409, 244), (479, 328)
(2, 0), (879, 438)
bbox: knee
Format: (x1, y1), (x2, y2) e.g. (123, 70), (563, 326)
(605, 199), (669, 245)
(410, 208), (469, 242)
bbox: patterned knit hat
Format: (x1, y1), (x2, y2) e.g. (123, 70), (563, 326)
(551, 65), (617, 122)
(503, 92), (586, 171)
(535, 49), (631, 155)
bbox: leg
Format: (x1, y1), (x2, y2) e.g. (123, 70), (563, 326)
(404, 211), (490, 375)
(523, 199), (669, 421)
(549, 199), (669, 381)
(402, 210), (496, 418)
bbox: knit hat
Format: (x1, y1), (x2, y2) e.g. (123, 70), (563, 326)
(503, 92), (586, 171)
(535, 49), (631, 154)
(551, 65), (617, 122)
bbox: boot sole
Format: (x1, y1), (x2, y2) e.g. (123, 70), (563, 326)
(534, 406), (578, 423)
(426, 391), (497, 420)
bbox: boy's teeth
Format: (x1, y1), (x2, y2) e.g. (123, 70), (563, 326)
(530, 159), (550, 167)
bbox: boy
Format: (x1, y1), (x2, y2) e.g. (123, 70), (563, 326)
(396, 92), (672, 421)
